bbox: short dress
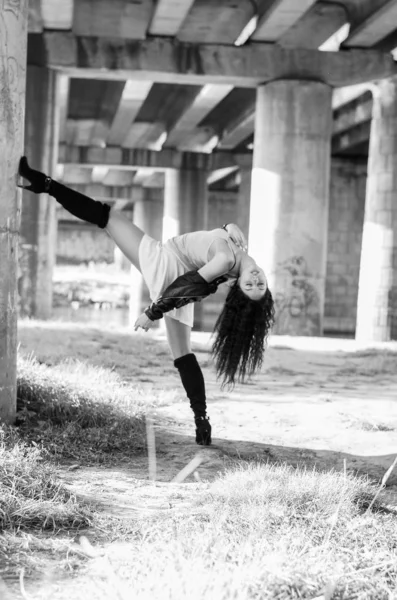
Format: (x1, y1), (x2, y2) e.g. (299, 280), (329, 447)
(138, 228), (237, 328)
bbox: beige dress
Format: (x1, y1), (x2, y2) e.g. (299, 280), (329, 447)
(138, 228), (237, 327)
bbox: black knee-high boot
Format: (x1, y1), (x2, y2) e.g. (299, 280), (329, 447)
(174, 353), (212, 446)
(18, 156), (110, 228)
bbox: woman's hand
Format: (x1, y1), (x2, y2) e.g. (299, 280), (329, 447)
(134, 313), (156, 332)
(225, 223), (248, 252)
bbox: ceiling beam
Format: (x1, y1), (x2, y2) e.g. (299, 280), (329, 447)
(207, 166), (239, 187)
(252, 0), (318, 42)
(41, 0), (73, 29)
(332, 83), (372, 109)
(102, 169), (135, 187)
(62, 166), (93, 185)
(344, 0), (397, 48)
(91, 165), (109, 183)
(165, 84), (233, 148)
(177, 0), (255, 44)
(332, 121), (370, 155)
(106, 80), (152, 146)
(333, 93), (373, 135)
(58, 144), (251, 171)
(72, 0), (154, 39)
(142, 172), (165, 188)
(149, 0), (195, 36)
(122, 122), (166, 149)
(44, 33), (397, 88)
(218, 102), (256, 150)
(279, 1), (348, 49)
(113, 199), (131, 210)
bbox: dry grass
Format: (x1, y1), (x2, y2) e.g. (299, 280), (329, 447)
(14, 463), (397, 600)
(16, 354), (150, 463)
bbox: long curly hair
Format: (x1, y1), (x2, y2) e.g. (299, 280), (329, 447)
(210, 281), (275, 390)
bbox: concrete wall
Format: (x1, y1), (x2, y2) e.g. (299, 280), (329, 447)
(57, 222), (116, 265)
(324, 158), (367, 335)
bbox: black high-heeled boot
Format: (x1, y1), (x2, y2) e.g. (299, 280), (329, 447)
(174, 353), (212, 446)
(18, 156), (111, 229)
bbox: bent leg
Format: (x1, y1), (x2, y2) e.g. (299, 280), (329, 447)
(106, 208), (146, 272)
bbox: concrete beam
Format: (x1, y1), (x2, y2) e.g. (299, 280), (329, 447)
(123, 122), (166, 150)
(149, 0), (195, 36)
(142, 172), (165, 188)
(102, 169), (136, 186)
(42, 0), (73, 29)
(43, 33), (397, 88)
(252, 0), (318, 42)
(107, 80), (152, 146)
(73, 0), (154, 39)
(62, 165), (93, 185)
(165, 84), (233, 148)
(207, 166), (239, 187)
(58, 144), (251, 171)
(279, 1), (348, 49)
(332, 83), (372, 109)
(113, 199), (131, 210)
(332, 121), (370, 155)
(218, 102), (255, 149)
(333, 92), (373, 134)
(344, 0), (397, 48)
(177, 0), (255, 44)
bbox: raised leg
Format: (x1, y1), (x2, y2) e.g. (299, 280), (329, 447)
(106, 208), (146, 272)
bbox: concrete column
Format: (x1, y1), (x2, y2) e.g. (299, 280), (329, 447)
(129, 188), (163, 328)
(235, 155), (252, 241)
(163, 168), (209, 330)
(0, 2), (28, 423)
(249, 80), (332, 336)
(356, 80), (397, 341)
(19, 66), (59, 319)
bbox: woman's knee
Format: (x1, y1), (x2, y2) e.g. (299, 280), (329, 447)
(164, 317), (191, 359)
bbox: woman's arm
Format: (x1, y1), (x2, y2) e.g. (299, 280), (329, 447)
(198, 253), (234, 283)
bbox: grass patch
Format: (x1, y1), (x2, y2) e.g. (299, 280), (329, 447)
(27, 463), (397, 600)
(0, 427), (92, 581)
(16, 354), (149, 464)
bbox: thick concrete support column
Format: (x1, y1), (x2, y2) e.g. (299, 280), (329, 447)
(163, 168), (208, 329)
(235, 155), (252, 241)
(129, 188), (163, 328)
(249, 80), (332, 336)
(19, 66), (59, 319)
(0, 2), (28, 423)
(356, 80), (397, 341)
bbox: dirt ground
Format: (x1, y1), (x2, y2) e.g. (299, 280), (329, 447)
(17, 320), (397, 514)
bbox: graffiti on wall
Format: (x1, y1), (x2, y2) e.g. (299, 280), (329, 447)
(273, 255), (320, 336)
(3, 0), (22, 17)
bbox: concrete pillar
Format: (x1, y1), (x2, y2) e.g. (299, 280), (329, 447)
(356, 80), (397, 341)
(19, 66), (59, 319)
(249, 80), (332, 336)
(0, 2), (28, 423)
(129, 188), (163, 328)
(235, 155), (252, 241)
(163, 168), (209, 330)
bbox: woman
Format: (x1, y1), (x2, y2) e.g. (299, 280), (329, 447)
(18, 157), (275, 446)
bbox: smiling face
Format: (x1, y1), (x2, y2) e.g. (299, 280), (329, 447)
(238, 266), (268, 300)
